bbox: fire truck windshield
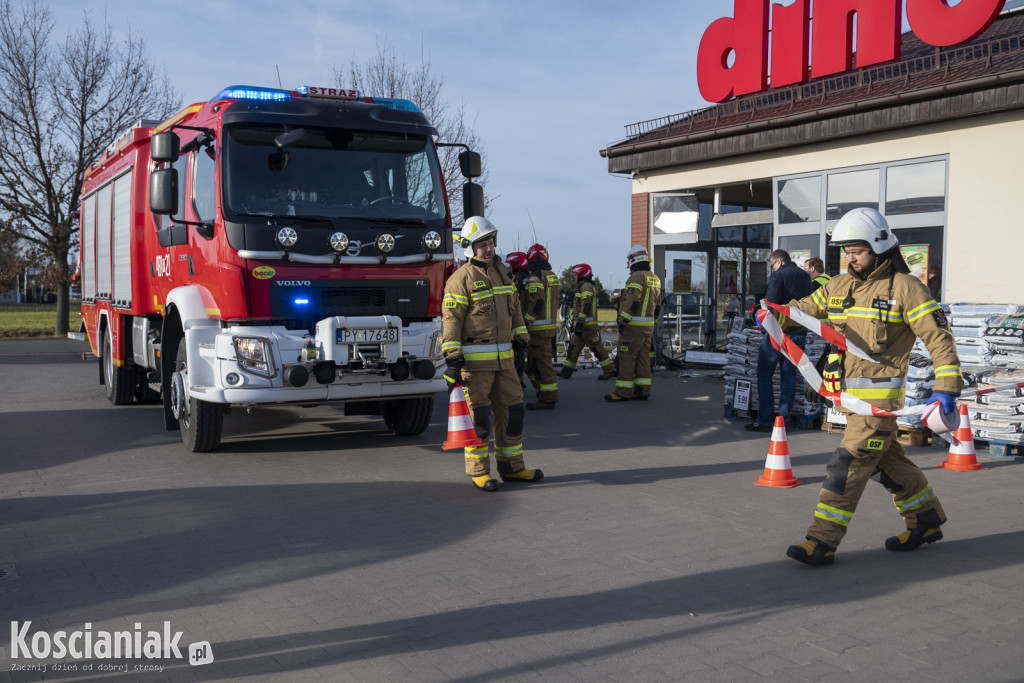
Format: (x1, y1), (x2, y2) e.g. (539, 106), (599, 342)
(223, 125), (447, 224)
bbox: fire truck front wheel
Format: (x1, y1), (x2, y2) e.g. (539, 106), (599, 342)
(382, 396), (434, 436)
(173, 342), (224, 453)
(103, 328), (134, 406)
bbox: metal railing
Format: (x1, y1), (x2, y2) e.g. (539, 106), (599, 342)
(624, 32), (1024, 140)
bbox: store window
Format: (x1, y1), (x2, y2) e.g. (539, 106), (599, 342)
(893, 226), (944, 301)
(777, 176), (820, 223)
(652, 193), (700, 236)
(780, 234), (819, 266)
(826, 168), (879, 219)
(885, 160), (945, 215)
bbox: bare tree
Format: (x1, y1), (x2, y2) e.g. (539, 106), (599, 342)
(0, 0), (179, 334)
(336, 38), (489, 228)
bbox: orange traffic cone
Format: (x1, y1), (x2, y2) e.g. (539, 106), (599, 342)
(939, 405), (987, 472)
(754, 416), (803, 488)
(442, 382), (486, 450)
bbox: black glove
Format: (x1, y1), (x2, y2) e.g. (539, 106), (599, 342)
(444, 353), (464, 392)
(512, 338), (527, 375)
(573, 321), (584, 336)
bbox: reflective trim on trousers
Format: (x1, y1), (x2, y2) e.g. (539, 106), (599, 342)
(496, 444), (523, 459)
(615, 380), (633, 390)
(814, 502), (853, 527)
(464, 445), (489, 459)
(539, 383), (557, 392)
(895, 485), (936, 514)
(635, 378), (651, 386)
(563, 360), (577, 370)
(598, 358), (612, 367)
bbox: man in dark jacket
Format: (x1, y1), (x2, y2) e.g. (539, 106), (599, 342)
(746, 250), (813, 432)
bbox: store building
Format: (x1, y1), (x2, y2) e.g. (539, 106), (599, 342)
(601, 3), (1024, 344)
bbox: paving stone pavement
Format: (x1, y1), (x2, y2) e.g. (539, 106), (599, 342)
(1, 339), (1023, 682)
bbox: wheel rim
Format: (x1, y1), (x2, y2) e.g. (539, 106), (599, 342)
(172, 353), (189, 426)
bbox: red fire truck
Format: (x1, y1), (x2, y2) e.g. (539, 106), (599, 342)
(79, 84), (483, 451)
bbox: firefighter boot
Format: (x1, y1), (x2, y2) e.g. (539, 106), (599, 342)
(604, 394), (629, 403)
(558, 367), (573, 380)
(786, 538), (836, 566)
(598, 371), (616, 381)
(885, 526), (943, 551)
(471, 475), (501, 492)
(499, 467), (544, 483)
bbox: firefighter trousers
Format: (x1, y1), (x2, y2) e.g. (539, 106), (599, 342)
(613, 328), (652, 399)
(564, 325), (614, 376)
(806, 413), (946, 549)
(526, 334), (558, 404)
(460, 367), (527, 477)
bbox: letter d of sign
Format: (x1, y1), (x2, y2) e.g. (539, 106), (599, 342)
(696, 0), (769, 103)
(906, 0), (1005, 47)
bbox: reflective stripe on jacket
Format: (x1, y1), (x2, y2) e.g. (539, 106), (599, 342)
(442, 258), (529, 371)
(572, 280), (599, 325)
(618, 270), (662, 328)
(790, 260), (962, 410)
(524, 269), (560, 336)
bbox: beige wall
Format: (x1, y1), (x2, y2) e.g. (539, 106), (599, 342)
(633, 112), (1024, 303)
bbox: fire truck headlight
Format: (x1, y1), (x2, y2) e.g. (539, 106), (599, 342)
(276, 227), (298, 249)
(234, 337), (272, 377)
(423, 231), (442, 251)
(376, 233), (396, 254)
(329, 232), (349, 252)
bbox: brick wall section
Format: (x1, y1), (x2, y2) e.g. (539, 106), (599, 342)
(630, 192), (649, 250)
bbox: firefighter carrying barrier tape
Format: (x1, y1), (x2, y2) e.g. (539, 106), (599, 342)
(755, 301), (1024, 446)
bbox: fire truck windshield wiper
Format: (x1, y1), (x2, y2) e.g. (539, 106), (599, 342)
(233, 212), (334, 225)
(356, 217), (427, 227)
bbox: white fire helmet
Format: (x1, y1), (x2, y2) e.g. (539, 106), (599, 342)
(459, 216), (498, 259)
(829, 207), (898, 254)
(627, 244), (650, 268)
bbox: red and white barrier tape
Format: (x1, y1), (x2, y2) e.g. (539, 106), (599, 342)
(754, 302), (1024, 444)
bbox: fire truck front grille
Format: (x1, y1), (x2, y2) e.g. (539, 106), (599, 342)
(268, 279), (430, 321)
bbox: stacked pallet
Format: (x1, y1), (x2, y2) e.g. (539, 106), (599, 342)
(723, 327), (826, 422)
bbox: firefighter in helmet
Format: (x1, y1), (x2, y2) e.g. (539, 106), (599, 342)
(521, 243), (560, 410)
(607, 245), (662, 402)
(560, 264), (615, 380)
(441, 217), (544, 491)
(785, 208), (961, 565)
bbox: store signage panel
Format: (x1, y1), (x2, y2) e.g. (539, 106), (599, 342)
(697, 0), (1006, 103)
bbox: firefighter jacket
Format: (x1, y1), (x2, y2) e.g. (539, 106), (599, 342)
(572, 279), (599, 327)
(790, 259), (962, 412)
(523, 268), (560, 338)
(442, 257), (529, 371)
(618, 268), (662, 330)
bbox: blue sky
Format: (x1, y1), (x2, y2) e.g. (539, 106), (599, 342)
(52, 1), (1024, 287)
(51, 0), (725, 287)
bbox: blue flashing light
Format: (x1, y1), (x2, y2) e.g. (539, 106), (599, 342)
(366, 97), (423, 114)
(294, 298), (310, 305)
(214, 85), (292, 102)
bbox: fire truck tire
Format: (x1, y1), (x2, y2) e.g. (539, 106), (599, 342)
(382, 396), (434, 436)
(175, 342), (223, 452)
(102, 328), (134, 406)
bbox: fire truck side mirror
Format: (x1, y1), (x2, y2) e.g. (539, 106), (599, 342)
(458, 150), (481, 179)
(150, 168), (178, 216)
(151, 132), (180, 163)
(463, 181), (484, 219)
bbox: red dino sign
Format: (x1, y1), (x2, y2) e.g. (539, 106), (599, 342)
(697, 0), (1006, 103)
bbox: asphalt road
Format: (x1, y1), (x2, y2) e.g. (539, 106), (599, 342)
(2, 338), (1024, 681)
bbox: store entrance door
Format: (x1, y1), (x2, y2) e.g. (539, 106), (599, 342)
(712, 224), (772, 344)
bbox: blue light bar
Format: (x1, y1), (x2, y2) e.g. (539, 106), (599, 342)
(294, 298), (310, 305)
(214, 85), (292, 102)
(366, 97), (423, 114)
